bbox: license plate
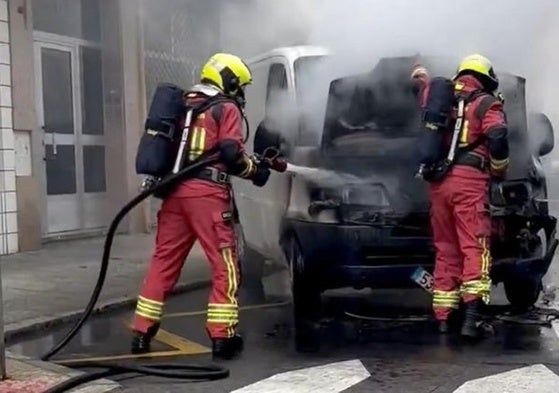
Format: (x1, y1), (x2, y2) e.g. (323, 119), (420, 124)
(411, 266), (434, 293)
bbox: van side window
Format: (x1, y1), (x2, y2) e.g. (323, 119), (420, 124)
(266, 63), (288, 114)
(244, 63), (269, 143)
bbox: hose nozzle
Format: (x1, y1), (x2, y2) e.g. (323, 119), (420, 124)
(257, 147), (288, 173)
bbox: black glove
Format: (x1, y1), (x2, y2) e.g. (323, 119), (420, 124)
(251, 165), (271, 187)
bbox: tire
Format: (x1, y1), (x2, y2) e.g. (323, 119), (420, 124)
(288, 237), (322, 353)
(504, 229), (546, 311)
(504, 278), (543, 311)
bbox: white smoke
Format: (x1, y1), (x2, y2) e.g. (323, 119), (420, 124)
(218, 0), (559, 213)
(217, 0), (559, 283)
(220, 0), (559, 118)
(219, 0), (559, 176)
(219, 0), (317, 58)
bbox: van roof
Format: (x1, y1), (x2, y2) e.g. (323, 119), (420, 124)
(246, 45), (330, 65)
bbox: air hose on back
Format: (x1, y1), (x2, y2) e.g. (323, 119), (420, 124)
(40, 150), (231, 393)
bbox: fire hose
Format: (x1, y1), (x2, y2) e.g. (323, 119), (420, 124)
(39, 149), (232, 393)
(39, 144), (287, 392)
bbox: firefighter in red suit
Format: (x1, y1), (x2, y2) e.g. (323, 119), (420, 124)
(412, 54), (510, 338)
(131, 53), (282, 359)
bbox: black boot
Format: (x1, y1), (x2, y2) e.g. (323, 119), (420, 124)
(461, 299), (484, 340)
(212, 334), (244, 360)
(438, 320), (451, 334)
(437, 309), (463, 334)
(131, 323), (160, 354)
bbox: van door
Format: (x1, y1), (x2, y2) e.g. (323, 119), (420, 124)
(233, 59), (270, 254)
(255, 59), (295, 262)
(233, 57), (295, 263)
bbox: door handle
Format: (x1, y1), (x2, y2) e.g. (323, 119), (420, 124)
(42, 125), (57, 160)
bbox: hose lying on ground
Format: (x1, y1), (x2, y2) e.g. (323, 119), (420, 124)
(39, 150), (230, 393)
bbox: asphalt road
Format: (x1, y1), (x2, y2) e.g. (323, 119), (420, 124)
(7, 269), (559, 393)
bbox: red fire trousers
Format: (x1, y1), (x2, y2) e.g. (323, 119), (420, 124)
(429, 167), (492, 321)
(132, 193), (240, 339)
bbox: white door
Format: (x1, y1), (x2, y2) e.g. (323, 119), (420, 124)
(34, 40), (108, 235)
(258, 60), (296, 262)
(234, 58), (294, 262)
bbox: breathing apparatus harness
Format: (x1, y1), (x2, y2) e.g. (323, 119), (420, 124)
(136, 83), (251, 198)
(39, 82), (279, 393)
(416, 77), (501, 182)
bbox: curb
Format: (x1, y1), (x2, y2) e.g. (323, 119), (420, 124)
(5, 279), (211, 343)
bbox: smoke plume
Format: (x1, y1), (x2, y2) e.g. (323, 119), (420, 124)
(219, 0), (559, 151)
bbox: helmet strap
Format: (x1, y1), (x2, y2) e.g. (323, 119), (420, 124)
(234, 87), (246, 109)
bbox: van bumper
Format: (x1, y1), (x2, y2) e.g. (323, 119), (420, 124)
(287, 219), (559, 291)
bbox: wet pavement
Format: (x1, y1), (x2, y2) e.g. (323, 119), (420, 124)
(6, 269), (559, 393)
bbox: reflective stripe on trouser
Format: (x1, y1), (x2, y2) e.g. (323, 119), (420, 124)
(132, 193), (240, 339)
(132, 197), (197, 334)
(461, 236), (491, 304)
(206, 246), (240, 338)
(429, 172), (491, 320)
(135, 296), (164, 322)
(428, 174), (491, 320)
(432, 290), (461, 310)
(429, 183), (464, 321)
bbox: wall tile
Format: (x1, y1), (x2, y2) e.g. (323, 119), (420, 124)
(0, 64), (9, 86)
(0, 148), (14, 170)
(7, 233), (17, 253)
(2, 190), (16, 212)
(0, 85), (10, 106)
(0, 128), (13, 149)
(0, 21), (8, 43)
(0, 43), (9, 65)
(6, 211), (16, 232)
(0, 234), (7, 254)
(1, 170), (15, 191)
(0, 211), (16, 233)
(0, 106), (11, 128)
(0, 1), (7, 23)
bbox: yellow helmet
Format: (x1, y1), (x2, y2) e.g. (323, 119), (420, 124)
(200, 53), (252, 97)
(454, 53), (498, 90)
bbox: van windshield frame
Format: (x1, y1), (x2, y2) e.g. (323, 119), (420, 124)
(293, 55), (331, 146)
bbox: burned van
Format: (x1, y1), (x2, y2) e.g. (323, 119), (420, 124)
(232, 47), (558, 352)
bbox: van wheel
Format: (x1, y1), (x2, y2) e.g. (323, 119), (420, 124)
(504, 278), (543, 312)
(289, 237), (321, 353)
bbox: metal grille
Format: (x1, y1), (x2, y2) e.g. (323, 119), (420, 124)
(141, 0), (222, 228)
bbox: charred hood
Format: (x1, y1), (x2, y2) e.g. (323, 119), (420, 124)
(320, 55), (533, 181)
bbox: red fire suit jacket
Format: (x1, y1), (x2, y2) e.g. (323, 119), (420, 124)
(170, 90), (256, 198)
(415, 73), (510, 179)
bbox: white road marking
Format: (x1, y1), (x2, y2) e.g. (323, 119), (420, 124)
(547, 301), (559, 340)
(553, 320), (559, 340)
(229, 359), (370, 393)
(453, 364), (559, 393)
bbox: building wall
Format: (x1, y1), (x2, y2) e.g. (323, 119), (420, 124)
(1, 0), (246, 254)
(0, 0), (17, 254)
(140, 0), (222, 229)
(0, 0), (149, 254)
(118, 0), (149, 233)
(10, 0), (41, 252)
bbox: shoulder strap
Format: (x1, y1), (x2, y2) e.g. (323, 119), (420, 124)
(211, 104), (223, 125)
(187, 95), (236, 123)
(452, 91), (494, 156)
(447, 91), (490, 162)
(473, 94), (499, 120)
